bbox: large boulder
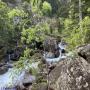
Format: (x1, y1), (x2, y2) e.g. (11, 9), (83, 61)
(16, 70), (36, 90)
(43, 37), (58, 52)
(77, 44), (90, 63)
(49, 56), (90, 90)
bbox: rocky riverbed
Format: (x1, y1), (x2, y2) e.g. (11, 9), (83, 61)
(0, 44), (90, 90)
(48, 44), (90, 90)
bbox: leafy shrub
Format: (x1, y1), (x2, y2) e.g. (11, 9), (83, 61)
(63, 16), (90, 50)
(42, 1), (52, 16)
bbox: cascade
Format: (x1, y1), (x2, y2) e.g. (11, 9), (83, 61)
(43, 42), (67, 64)
(0, 62), (39, 90)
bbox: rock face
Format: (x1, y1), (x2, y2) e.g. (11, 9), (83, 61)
(16, 70), (36, 90)
(49, 56), (90, 90)
(49, 43), (90, 89)
(31, 83), (48, 90)
(77, 44), (90, 63)
(43, 37), (58, 52)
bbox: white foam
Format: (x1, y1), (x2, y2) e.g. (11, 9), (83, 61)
(0, 62), (39, 89)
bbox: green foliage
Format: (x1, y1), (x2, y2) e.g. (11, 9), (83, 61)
(21, 28), (36, 44)
(82, 16), (90, 43)
(64, 19), (73, 30)
(24, 47), (31, 58)
(65, 29), (83, 49)
(62, 16), (90, 50)
(42, 1), (52, 16)
(0, 0), (90, 76)
(23, 0), (42, 15)
(21, 22), (50, 44)
(87, 8), (90, 12)
(8, 8), (26, 18)
(0, 1), (7, 9)
(0, 1), (11, 46)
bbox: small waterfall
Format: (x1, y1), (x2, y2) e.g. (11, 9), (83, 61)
(0, 62), (39, 90)
(43, 42), (67, 64)
(0, 68), (15, 90)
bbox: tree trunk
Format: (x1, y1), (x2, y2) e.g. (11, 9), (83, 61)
(79, 0), (82, 31)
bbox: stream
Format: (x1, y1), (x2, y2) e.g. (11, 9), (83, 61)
(0, 42), (69, 89)
(0, 69), (13, 88)
(0, 62), (39, 90)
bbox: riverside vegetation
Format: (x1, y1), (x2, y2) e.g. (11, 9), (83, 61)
(0, 0), (90, 90)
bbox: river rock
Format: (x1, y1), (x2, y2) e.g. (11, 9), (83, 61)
(0, 66), (8, 75)
(16, 70), (36, 90)
(43, 37), (58, 52)
(77, 44), (90, 63)
(49, 56), (90, 90)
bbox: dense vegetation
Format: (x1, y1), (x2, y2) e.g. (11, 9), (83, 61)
(0, 0), (90, 85)
(0, 0), (90, 49)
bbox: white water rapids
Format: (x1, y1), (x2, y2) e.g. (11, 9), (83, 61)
(0, 62), (39, 89)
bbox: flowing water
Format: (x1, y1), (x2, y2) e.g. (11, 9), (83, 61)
(0, 68), (17, 89)
(0, 62), (39, 90)
(0, 42), (68, 89)
(43, 42), (67, 64)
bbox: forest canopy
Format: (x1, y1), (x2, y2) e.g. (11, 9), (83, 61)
(0, 0), (90, 69)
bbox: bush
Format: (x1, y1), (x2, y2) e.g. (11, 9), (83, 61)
(42, 1), (52, 16)
(63, 16), (90, 50)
